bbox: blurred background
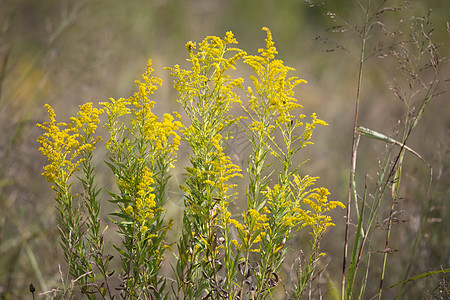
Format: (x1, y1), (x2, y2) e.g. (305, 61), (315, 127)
(0, 0), (448, 298)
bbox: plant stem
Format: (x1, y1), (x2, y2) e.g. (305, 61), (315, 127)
(342, 5), (369, 299)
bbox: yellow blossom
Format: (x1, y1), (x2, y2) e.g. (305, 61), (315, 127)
(37, 103), (103, 185)
(243, 27), (307, 127)
(134, 166), (157, 222)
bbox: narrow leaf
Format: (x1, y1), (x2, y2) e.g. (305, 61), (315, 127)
(388, 268), (450, 289)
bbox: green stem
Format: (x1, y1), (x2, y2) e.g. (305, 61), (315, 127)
(342, 6), (369, 299)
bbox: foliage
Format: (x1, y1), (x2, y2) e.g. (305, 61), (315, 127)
(36, 28), (343, 299)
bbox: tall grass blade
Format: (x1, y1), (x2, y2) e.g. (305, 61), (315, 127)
(345, 175), (367, 300)
(357, 126), (429, 167)
(342, 5), (370, 298)
(388, 268), (450, 289)
(378, 148), (405, 299)
(25, 241), (48, 292)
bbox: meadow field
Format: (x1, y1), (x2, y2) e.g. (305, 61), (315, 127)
(0, 0), (448, 299)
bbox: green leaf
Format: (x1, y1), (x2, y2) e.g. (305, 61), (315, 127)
(388, 268), (450, 289)
(357, 126), (429, 167)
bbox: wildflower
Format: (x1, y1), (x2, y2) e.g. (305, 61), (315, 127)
(36, 27), (346, 298)
(186, 41), (196, 52)
(37, 103), (103, 185)
(70, 102), (104, 141)
(243, 27), (306, 126)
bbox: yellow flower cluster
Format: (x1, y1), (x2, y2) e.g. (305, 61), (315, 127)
(244, 27), (307, 125)
(70, 102), (104, 141)
(101, 97), (130, 121)
(152, 113), (182, 163)
(187, 31), (246, 76)
(264, 183), (307, 231)
(246, 208), (269, 243)
(35, 28), (346, 297)
(134, 166), (157, 223)
(98, 61), (183, 255)
(247, 173), (345, 250)
(168, 32), (246, 204)
(206, 132), (243, 195)
(37, 103), (103, 184)
(101, 60), (182, 164)
(292, 175), (345, 238)
(300, 113), (329, 147)
(100, 97), (130, 151)
(129, 60), (160, 131)
(304, 187), (345, 238)
(167, 32), (245, 121)
(227, 206), (273, 250)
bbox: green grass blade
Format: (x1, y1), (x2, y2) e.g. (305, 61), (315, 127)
(356, 126), (429, 167)
(388, 268), (450, 289)
(345, 177), (367, 299)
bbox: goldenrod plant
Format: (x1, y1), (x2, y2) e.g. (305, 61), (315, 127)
(37, 28), (344, 299)
(37, 103), (105, 298)
(99, 61), (181, 299)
